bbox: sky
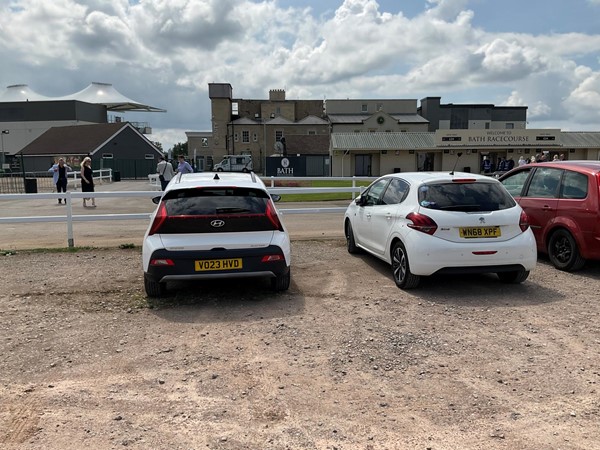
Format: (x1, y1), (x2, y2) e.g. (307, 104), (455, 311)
(2, 0), (600, 151)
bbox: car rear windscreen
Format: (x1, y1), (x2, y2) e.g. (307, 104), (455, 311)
(158, 187), (276, 233)
(418, 182), (516, 212)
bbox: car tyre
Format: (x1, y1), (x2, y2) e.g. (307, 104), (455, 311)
(271, 269), (291, 291)
(391, 241), (420, 289)
(548, 229), (586, 271)
(144, 275), (166, 298)
(497, 269), (530, 284)
(216, 167), (224, 172)
(345, 221), (360, 254)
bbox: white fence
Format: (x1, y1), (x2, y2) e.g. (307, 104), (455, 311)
(0, 176), (375, 248)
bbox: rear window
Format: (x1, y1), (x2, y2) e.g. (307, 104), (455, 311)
(158, 187), (276, 233)
(418, 181), (516, 212)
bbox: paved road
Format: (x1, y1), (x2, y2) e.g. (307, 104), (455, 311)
(0, 180), (349, 250)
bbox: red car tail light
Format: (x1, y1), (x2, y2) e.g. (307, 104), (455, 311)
(150, 258), (175, 266)
(148, 202), (168, 236)
(406, 212), (438, 235)
(519, 210), (530, 232)
(266, 200), (284, 231)
(452, 178), (476, 184)
(261, 254), (285, 263)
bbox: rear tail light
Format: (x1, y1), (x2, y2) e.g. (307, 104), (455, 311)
(150, 258), (175, 266)
(266, 200), (284, 231)
(519, 210), (530, 232)
(148, 202), (168, 236)
(261, 254), (285, 263)
(406, 212), (438, 235)
(452, 178), (476, 184)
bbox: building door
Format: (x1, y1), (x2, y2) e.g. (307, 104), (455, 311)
(417, 152), (434, 171)
(355, 154), (372, 176)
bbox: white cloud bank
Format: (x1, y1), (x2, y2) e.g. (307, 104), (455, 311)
(1, 0), (600, 148)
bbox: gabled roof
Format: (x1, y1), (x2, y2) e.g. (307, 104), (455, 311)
(331, 132), (435, 150)
(231, 117), (259, 125)
(17, 123), (162, 156)
(328, 114), (428, 124)
(297, 115), (328, 125)
(266, 116), (294, 125)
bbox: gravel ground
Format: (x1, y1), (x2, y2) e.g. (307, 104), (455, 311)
(1, 240), (599, 449)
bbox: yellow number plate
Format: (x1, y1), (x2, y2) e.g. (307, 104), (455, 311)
(459, 227), (501, 238)
(195, 258), (243, 271)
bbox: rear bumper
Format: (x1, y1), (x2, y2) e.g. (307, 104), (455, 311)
(145, 246), (290, 283)
(404, 231), (537, 276)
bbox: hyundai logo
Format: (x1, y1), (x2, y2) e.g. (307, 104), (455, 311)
(210, 220), (225, 228)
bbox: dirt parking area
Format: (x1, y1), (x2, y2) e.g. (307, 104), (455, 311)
(1, 240), (599, 449)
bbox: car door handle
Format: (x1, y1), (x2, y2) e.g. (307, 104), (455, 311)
(542, 205), (554, 211)
(386, 213), (393, 220)
(366, 213), (371, 219)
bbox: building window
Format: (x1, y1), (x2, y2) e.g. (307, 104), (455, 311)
(377, 103), (383, 111)
(361, 104), (368, 112)
(275, 130), (284, 142)
(102, 153), (113, 159)
(276, 107), (281, 114)
(253, 133), (258, 142)
(506, 123), (514, 129)
(485, 122), (490, 129)
(201, 137), (208, 147)
(234, 133), (239, 142)
(232, 102), (239, 115)
(308, 130), (316, 135)
(242, 130), (250, 143)
(145, 154), (155, 160)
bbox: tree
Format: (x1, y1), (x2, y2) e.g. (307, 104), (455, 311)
(170, 142), (188, 159)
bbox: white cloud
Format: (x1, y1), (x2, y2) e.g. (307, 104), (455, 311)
(2, 0), (600, 149)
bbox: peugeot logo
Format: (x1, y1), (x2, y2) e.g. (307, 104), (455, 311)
(479, 217), (486, 224)
(210, 220), (225, 228)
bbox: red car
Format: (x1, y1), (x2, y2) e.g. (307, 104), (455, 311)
(499, 160), (600, 271)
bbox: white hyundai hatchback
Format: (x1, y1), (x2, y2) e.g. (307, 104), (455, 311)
(344, 172), (537, 289)
(142, 172), (291, 297)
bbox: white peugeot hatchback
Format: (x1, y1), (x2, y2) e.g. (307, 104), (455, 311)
(143, 172), (291, 297)
(344, 172), (537, 289)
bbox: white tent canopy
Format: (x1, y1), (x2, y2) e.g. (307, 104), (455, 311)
(1, 82), (166, 112)
(0, 84), (51, 102)
(55, 82), (166, 112)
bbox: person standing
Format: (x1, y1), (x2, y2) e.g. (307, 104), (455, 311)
(156, 156), (175, 190)
(48, 158), (72, 204)
(80, 156), (96, 207)
(177, 155), (193, 174)
(481, 156), (492, 174)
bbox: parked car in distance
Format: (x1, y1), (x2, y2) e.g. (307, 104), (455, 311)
(499, 160), (600, 271)
(142, 171), (291, 297)
(344, 172), (537, 289)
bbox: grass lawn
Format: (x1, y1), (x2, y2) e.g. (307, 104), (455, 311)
(270, 179), (372, 202)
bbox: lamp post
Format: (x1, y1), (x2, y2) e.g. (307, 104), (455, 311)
(0, 130), (9, 170)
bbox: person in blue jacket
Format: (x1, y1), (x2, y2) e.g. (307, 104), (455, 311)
(481, 156), (493, 174)
(48, 158), (72, 204)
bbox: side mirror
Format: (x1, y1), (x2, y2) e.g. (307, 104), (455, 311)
(152, 196), (161, 204)
(355, 196), (365, 206)
(271, 194), (281, 202)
